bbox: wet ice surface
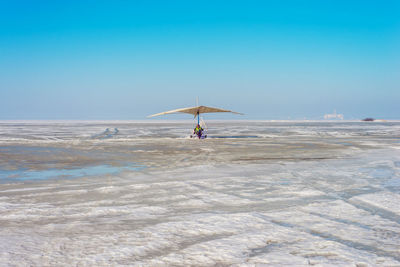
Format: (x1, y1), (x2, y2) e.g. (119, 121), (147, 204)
(0, 121), (400, 266)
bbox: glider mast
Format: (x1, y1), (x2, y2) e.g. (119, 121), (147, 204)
(196, 97), (200, 125)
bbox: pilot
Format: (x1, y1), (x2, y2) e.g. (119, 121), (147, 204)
(194, 124), (203, 138)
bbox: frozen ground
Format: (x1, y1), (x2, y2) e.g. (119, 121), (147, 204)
(0, 121), (399, 266)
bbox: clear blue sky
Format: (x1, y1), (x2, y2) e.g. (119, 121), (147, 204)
(0, 0), (399, 120)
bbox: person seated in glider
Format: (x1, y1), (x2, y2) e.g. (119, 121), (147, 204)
(194, 124), (203, 138)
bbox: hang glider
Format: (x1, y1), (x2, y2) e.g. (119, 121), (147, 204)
(148, 106), (244, 118)
(148, 103), (244, 139)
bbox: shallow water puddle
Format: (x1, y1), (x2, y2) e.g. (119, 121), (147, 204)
(0, 164), (144, 182)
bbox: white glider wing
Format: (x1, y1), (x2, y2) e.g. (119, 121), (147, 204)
(148, 106), (243, 118)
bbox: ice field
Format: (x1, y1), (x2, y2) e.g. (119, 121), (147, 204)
(0, 121), (399, 266)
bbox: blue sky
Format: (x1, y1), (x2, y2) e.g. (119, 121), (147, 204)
(0, 0), (399, 120)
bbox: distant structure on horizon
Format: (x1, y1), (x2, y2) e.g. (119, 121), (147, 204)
(324, 110), (344, 120)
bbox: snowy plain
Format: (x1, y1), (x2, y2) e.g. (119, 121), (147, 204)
(0, 121), (399, 266)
